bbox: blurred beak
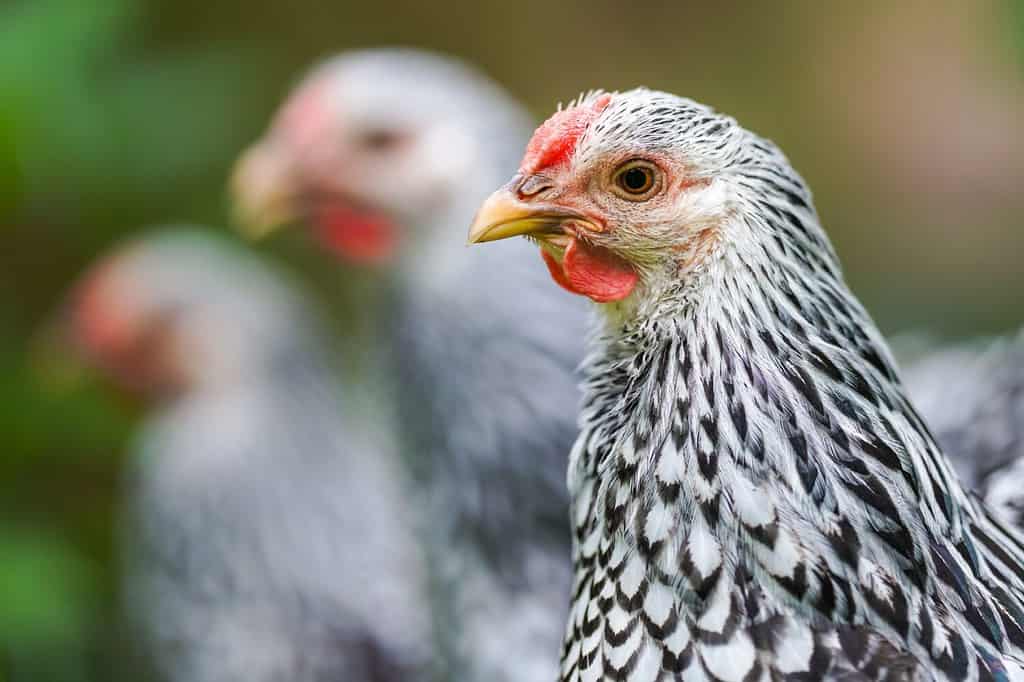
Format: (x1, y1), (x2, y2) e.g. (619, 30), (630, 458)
(467, 188), (576, 245)
(29, 298), (94, 396)
(230, 142), (299, 240)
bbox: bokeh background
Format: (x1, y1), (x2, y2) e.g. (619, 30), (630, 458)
(2, 1), (1023, 679)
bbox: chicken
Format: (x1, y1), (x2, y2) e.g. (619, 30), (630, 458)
(70, 228), (431, 682)
(231, 49), (589, 680)
(903, 331), (1024, 527)
(469, 89), (1024, 681)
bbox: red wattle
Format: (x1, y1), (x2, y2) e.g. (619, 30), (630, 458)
(313, 204), (398, 265)
(541, 248), (577, 295)
(539, 237), (637, 303)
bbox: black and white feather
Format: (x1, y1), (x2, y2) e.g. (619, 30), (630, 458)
(490, 89), (1024, 682)
(902, 331), (1024, 528)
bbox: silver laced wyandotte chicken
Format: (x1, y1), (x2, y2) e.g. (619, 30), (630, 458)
(69, 229), (431, 682)
(469, 89), (1024, 681)
(904, 332), (1024, 529)
(232, 50), (589, 680)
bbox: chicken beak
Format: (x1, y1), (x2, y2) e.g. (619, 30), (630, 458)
(29, 304), (91, 396)
(467, 188), (569, 245)
(230, 142), (299, 240)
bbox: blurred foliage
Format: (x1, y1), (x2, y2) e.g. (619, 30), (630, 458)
(0, 528), (100, 682)
(0, 0), (252, 678)
(0, 1), (1022, 679)
(1015, 0), (1024, 63)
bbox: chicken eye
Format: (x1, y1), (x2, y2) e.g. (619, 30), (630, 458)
(359, 129), (408, 153)
(612, 161), (659, 200)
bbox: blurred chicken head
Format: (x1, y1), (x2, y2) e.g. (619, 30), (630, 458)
(231, 48), (531, 266)
(69, 229), (308, 400)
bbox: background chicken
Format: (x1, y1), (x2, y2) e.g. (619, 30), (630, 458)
(903, 331), (1024, 526)
(470, 89), (1024, 681)
(232, 49), (589, 680)
(69, 228), (431, 682)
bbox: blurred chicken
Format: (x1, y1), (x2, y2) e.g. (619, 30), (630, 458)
(232, 49), (589, 680)
(69, 228), (431, 682)
(902, 330), (1024, 526)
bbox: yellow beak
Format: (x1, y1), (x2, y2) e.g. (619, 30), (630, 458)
(230, 142), (299, 240)
(467, 189), (570, 244)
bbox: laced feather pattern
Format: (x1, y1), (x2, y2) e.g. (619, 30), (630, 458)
(559, 90), (1024, 682)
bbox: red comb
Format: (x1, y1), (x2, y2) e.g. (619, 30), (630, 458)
(73, 264), (132, 355)
(276, 77), (334, 150)
(521, 93), (612, 174)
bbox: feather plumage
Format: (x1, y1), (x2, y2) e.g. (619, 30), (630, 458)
(77, 230), (432, 682)
(903, 331), (1024, 528)
(474, 89), (1024, 681)
(234, 50), (590, 680)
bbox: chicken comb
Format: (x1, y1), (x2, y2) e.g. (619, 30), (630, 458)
(274, 75), (335, 150)
(521, 91), (613, 174)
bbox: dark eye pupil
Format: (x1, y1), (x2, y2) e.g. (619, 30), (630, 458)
(363, 130), (402, 151)
(622, 167), (650, 192)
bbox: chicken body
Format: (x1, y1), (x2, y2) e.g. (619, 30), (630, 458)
(74, 230), (431, 682)
(903, 331), (1024, 527)
(393, 226), (584, 681)
(470, 89), (1024, 681)
(233, 51), (590, 680)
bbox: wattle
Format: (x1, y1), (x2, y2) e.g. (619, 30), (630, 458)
(540, 237), (637, 303)
(313, 204), (398, 265)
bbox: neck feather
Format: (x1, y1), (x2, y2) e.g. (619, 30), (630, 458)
(570, 200), (989, 645)
(561, 144), (1024, 682)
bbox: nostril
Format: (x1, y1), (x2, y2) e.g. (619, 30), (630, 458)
(516, 174), (554, 199)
